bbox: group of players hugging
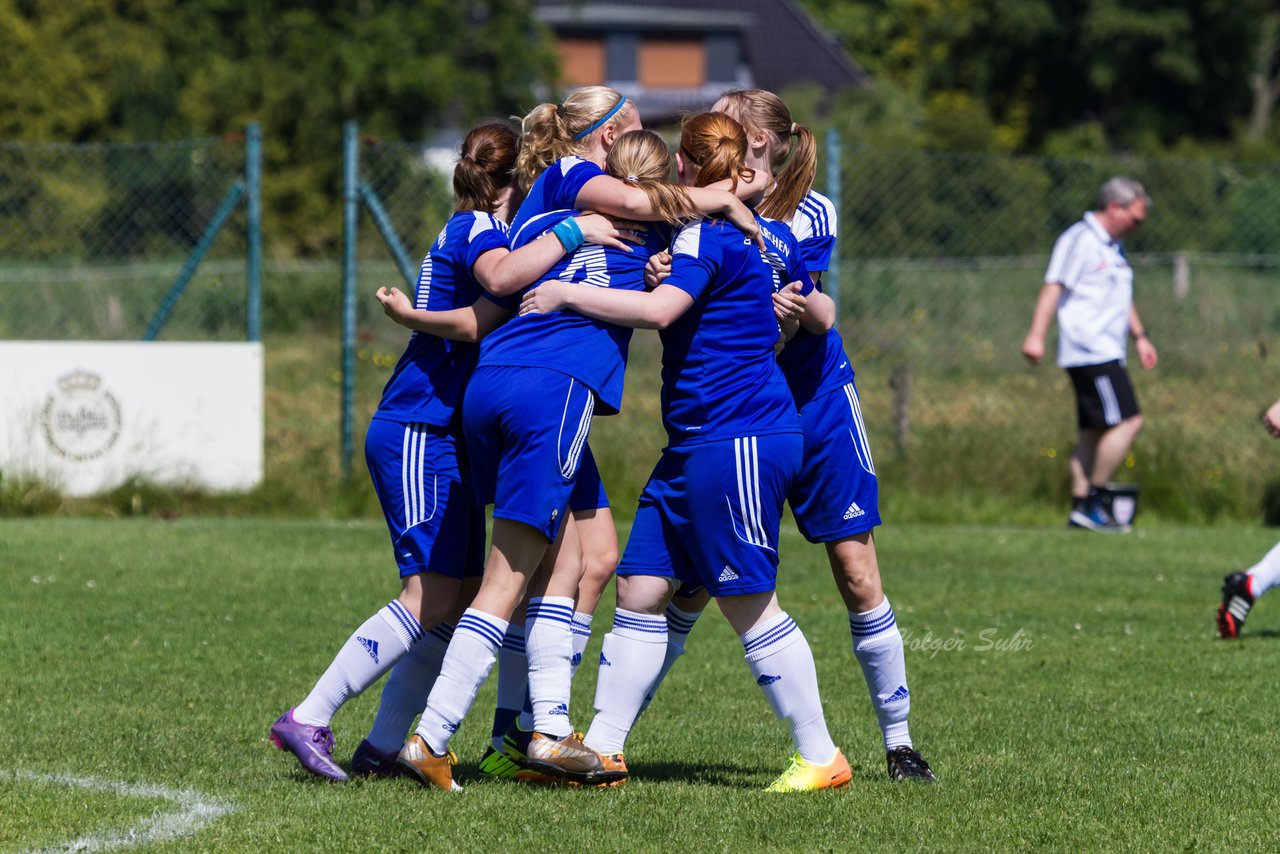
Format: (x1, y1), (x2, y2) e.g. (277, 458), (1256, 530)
(268, 85), (937, 792)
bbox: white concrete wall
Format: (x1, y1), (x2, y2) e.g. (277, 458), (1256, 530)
(0, 342), (263, 495)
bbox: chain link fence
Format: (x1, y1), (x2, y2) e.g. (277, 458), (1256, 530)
(0, 134), (262, 341)
(6, 127), (1277, 520)
(834, 145), (1280, 522)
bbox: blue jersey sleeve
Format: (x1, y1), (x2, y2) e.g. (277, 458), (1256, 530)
(798, 234), (834, 275)
(547, 157), (607, 211)
(463, 213), (511, 271)
(667, 221), (722, 303)
(790, 192), (837, 274)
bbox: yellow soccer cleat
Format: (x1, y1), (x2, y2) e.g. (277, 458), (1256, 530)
(396, 734), (462, 792)
(765, 750), (852, 792)
(595, 751), (628, 787)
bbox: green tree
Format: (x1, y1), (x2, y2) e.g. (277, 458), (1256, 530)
(0, 0), (558, 255)
(801, 0), (1268, 153)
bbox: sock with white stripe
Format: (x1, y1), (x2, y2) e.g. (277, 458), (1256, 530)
(526, 596), (576, 738)
(416, 609), (508, 755)
(570, 612), (594, 680)
(742, 611), (837, 764)
(637, 602), (703, 715)
(584, 609), (667, 755)
(294, 600), (423, 728)
(490, 624), (527, 750)
(365, 621), (453, 754)
(1247, 539), (1280, 597)
(850, 598), (912, 750)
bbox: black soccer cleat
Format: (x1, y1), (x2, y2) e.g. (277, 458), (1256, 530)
(886, 745), (936, 782)
(1217, 572), (1255, 639)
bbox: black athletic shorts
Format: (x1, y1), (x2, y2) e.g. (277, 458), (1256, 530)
(1066, 360), (1140, 430)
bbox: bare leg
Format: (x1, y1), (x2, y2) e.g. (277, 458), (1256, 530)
(1071, 428), (1101, 499)
(572, 507), (620, 616)
(1089, 415), (1143, 487)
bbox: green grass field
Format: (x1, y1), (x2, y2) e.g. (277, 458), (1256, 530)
(3, 518), (1279, 851)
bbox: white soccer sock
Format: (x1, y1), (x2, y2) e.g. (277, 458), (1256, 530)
(1247, 540), (1280, 597)
(526, 596), (575, 738)
(637, 602), (703, 715)
(294, 600), (423, 728)
(742, 611), (837, 764)
(850, 598), (912, 750)
(570, 612), (594, 680)
(584, 609), (668, 755)
(416, 609), (508, 756)
(365, 621), (453, 754)
(491, 624), (527, 750)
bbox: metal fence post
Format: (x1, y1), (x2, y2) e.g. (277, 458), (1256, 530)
(825, 127), (842, 320)
(340, 121), (359, 483)
(245, 123), (263, 342)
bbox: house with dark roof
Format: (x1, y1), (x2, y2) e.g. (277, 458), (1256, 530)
(534, 0), (868, 121)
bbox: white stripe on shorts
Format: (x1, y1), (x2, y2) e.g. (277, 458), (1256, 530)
(558, 380), (594, 479)
(1095, 376), (1121, 426)
(401, 425), (414, 530)
(732, 436), (769, 548)
(843, 382), (876, 475)
(400, 424), (438, 531)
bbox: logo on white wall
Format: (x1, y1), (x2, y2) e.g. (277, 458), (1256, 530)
(41, 370), (122, 461)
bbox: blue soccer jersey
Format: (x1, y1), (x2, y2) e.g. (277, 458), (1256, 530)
(476, 210), (669, 414)
(658, 216), (806, 446)
(777, 190), (856, 408)
(509, 156), (605, 239)
(374, 211), (509, 426)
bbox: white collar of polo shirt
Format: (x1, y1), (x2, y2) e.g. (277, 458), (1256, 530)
(1082, 210), (1118, 246)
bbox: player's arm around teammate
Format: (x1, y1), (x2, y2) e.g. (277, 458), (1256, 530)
(524, 113), (852, 791)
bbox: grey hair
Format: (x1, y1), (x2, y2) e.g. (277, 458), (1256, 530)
(1096, 176), (1149, 211)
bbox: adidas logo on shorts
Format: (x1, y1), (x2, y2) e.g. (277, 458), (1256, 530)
(718, 565), (739, 582)
(358, 636), (380, 663)
(843, 501), (865, 520)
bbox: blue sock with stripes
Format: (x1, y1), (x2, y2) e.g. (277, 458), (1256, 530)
(584, 609), (667, 755)
(294, 600), (424, 728)
(417, 608), (508, 755)
(526, 596), (576, 738)
(849, 597), (911, 750)
(365, 621), (453, 754)
(742, 611), (837, 764)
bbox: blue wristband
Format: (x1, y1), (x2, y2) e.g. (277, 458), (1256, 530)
(552, 217), (584, 253)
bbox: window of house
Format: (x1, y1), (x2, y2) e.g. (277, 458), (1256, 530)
(638, 37), (705, 88)
(558, 36), (606, 86)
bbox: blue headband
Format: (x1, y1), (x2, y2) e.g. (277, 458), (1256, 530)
(574, 96), (628, 140)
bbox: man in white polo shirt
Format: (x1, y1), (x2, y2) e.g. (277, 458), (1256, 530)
(1021, 176), (1158, 532)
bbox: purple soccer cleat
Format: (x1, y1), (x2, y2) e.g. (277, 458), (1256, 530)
(269, 709), (349, 782)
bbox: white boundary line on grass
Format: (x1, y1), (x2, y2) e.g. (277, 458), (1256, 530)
(9, 770), (237, 853)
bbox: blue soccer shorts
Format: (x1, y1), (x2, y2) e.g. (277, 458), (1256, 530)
(618, 432), (803, 597)
(788, 380), (882, 542)
(569, 442), (610, 513)
(365, 417), (485, 579)
(462, 365), (596, 541)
